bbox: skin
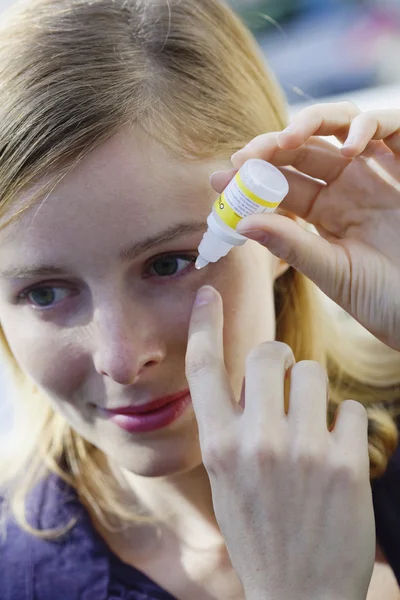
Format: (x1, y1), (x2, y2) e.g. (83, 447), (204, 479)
(0, 122), (398, 599)
(0, 126), (283, 596)
(222, 104), (400, 352)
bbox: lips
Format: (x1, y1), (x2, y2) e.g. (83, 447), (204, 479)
(106, 389), (190, 415)
(102, 390), (192, 433)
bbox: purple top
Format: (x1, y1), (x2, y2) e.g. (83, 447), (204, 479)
(0, 474), (177, 599)
(1, 444), (399, 599)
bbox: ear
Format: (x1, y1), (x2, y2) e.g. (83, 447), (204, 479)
(271, 210), (302, 281)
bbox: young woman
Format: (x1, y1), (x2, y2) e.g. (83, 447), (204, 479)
(0, 1), (399, 598)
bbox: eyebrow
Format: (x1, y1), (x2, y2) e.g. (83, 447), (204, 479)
(0, 221), (206, 279)
(119, 221), (206, 261)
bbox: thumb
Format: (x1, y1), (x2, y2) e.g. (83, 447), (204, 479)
(237, 213), (345, 297)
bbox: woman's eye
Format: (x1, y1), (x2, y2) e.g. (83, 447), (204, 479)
(147, 255), (196, 278)
(21, 286), (71, 308)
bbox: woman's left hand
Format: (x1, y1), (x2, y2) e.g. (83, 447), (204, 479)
(212, 104), (400, 351)
(186, 285), (375, 600)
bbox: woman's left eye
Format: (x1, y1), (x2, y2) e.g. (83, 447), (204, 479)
(146, 255), (197, 278)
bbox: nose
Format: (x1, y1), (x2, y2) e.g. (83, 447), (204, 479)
(92, 300), (166, 385)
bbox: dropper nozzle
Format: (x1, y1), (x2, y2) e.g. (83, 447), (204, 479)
(195, 256), (209, 270)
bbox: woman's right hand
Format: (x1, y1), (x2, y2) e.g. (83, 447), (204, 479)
(212, 104), (400, 351)
(186, 285), (375, 600)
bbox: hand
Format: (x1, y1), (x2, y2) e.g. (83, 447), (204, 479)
(212, 103), (400, 351)
(186, 285), (375, 600)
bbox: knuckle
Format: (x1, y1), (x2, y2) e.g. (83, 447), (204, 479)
(251, 133), (269, 145)
(202, 437), (236, 475)
(330, 457), (361, 485)
(277, 240), (300, 266)
(272, 229), (314, 270)
(262, 439), (286, 463)
(354, 111), (378, 129)
(310, 102), (328, 114)
(242, 426), (287, 466)
(245, 133), (275, 151)
(201, 440), (221, 472)
(242, 438), (285, 468)
(329, 443), (368, 483)
(185, 340), (221, 379)
(185, 349), (207, 376)
(246, 341), (294, 368)
(356, 110), (371, 120)
(293, 145), (311, 168)
(299, 104), (323, 118)
(359, 109), (376, 120)
(339, 100), (360, 114)
(185, 352), (222, 381)
(296, 101), (360, 123)
(291, 440), (325, 469)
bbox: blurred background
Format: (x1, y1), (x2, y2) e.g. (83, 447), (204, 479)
(0, 0), (398, 105)
(230, 0), (400, 103)
(0, 0), (399, 448)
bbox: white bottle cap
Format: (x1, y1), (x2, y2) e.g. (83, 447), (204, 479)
(196, 159), (288, 269)
(240, 158), (288, 205)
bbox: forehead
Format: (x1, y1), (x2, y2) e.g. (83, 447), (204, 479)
(0, 128), (222, 254)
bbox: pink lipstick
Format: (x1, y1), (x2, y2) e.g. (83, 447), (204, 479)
(105, 390), (192, 433)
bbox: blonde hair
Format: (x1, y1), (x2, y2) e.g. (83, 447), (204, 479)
(0, 0), (398, 539)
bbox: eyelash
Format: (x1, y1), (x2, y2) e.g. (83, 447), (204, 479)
(17, 253), (199, 309)
(144, 253), (197, 280)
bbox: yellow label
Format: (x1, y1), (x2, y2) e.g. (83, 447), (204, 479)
(213, 191), (242, 229)
(235, 171), (281, 209)
(213, 172), (282, 230)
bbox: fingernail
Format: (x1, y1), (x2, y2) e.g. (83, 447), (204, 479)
(195, 286), (216, 306)
(277, 125), (297, 143)
(237, 229), (271, 244)
(210, 170), (225, 180)
(231, 150), (246, 166)
(278, 125), (295, 137)
(342, 137), (357, 149)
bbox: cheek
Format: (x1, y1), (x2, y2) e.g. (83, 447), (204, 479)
(1, 317), (89, 398)
(153, 289), (197, 349)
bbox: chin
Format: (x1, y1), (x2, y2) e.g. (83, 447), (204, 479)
(99, 438), (203, 479)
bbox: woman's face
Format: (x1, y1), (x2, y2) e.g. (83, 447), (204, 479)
(0, 129), (282, 477)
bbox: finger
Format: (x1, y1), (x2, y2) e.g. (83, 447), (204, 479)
(346, 139), (400, 182)
(288, 361), (329, 439)
(231, 133), (350, 184)
(186, 286), (237, 441)
(249, 166), (324, 222)
(211, 164), (325, 228)
(383, 132), (400, 155)
(277, 101), (361, 149)
(369, 149), (400, 182)
(236, 212), (347, 301)
(341, 110), (400, 157)
(231, 131), (282, 167)
(243, 341), (295, 428)
(331, 400), (370, 473)
(210, 168), (237, 194)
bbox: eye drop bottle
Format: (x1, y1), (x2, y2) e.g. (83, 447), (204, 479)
(196, 158), (289, 269)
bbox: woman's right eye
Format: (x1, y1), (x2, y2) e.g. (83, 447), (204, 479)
(19, 286), (72, 309)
